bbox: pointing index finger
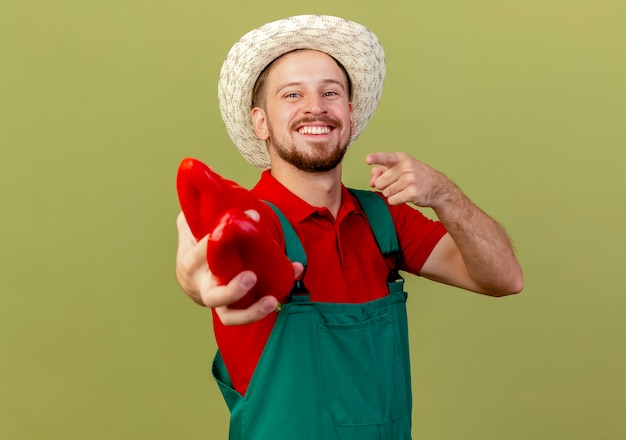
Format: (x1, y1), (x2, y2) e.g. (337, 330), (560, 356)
(366, 152), (400, 167)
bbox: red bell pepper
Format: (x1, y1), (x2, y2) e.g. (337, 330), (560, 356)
(207, 209), (294, 309)
(176, 157), (268, 240)
(176, 158), (294, 308)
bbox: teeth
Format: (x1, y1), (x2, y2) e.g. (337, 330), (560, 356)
(299, 126), (331, 135)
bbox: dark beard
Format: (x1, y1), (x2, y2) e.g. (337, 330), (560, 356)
(271, 116), (350, 172)
(275, 141), (348, 172)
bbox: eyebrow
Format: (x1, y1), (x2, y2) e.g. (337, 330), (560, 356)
(276, 79), (347, 95)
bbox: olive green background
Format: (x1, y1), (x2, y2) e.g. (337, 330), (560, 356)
(1, 0), (624, 439)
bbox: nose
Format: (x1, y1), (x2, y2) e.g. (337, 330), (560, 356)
(304, 94), (327, 115)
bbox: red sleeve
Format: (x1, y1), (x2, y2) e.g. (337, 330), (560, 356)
(381, 196), (447, 275)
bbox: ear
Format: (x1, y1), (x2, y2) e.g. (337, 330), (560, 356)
(251, 107), (269, 140)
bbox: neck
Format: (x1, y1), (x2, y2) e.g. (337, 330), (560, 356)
(270, 161), (343, 218)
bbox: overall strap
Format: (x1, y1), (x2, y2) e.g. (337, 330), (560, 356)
(264, 201), (310, 301)
(348, 189), (399, 255)
(348, 189), (404, 285)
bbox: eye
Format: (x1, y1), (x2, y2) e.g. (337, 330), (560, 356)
(285, 92), (301, 98)
(323, 91), (338, 97)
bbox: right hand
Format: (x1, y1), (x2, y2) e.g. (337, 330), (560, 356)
(175, 211), (303, 326)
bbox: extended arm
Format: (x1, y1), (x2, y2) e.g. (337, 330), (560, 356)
(367, 152), (523, 296)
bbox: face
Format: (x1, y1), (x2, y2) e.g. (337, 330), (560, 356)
(251, 50), (355, 172)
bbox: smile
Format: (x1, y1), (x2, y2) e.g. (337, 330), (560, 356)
(298, 125), (333, 135)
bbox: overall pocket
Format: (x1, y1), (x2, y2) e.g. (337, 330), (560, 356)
(318, 312), (407, 426)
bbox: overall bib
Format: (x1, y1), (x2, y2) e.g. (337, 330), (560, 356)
(212, 190), (413, 439)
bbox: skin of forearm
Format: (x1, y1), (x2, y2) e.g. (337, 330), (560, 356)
(432, 185), (524, 296)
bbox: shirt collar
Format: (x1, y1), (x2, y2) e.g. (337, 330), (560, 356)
(251, 170), (363, 223)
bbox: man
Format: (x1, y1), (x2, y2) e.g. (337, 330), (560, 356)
(175, 15), (523, 439)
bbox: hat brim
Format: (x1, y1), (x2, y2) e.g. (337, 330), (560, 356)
(218, 15), (386, 169)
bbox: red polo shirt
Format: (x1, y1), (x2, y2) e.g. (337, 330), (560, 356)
(213, 170), (447, 395)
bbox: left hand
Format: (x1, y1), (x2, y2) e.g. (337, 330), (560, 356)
(366, 152), (455, 208)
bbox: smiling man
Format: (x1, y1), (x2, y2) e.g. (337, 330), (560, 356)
(252, 49), (354, 174)
(175, 15), (523, 440)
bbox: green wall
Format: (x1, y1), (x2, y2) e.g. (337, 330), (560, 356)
(1, 0), (625, 438)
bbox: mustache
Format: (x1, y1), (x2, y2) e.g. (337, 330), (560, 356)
(291, 116), (341, 130)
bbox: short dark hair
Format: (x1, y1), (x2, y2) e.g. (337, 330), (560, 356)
(251, 49), (353, 109)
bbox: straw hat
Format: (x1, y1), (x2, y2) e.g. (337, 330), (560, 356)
(218, 15), (386, 169)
